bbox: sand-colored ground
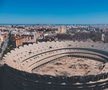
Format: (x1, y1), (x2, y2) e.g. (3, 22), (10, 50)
(33, 57), (105, 76)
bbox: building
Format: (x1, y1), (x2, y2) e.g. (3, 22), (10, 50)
(58, 26), (67, 34)
(0, 35), (4, 42)
(12, 31), (39, 47)
(101, 33), (105, 42)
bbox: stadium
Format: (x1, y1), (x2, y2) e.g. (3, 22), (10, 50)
(1, 41), (108, 90)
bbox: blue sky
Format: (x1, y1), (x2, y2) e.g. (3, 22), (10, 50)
(0, 0), (108, 24)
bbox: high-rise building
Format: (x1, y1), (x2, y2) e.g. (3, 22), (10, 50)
(58, 26), (67, 34)
(101, 33), (105, 42)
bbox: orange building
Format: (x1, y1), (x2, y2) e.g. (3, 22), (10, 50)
(14, 35), (34, 47)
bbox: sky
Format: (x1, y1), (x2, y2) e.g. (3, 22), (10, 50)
(0, 0), (108, 24)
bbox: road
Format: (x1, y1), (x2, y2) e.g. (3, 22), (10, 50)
(0, 34), (9, 65)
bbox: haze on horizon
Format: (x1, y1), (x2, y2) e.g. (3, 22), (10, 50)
(0, 0), (108, 24)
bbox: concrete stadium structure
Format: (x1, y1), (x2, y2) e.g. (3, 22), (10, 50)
(1, 41), (108, 90)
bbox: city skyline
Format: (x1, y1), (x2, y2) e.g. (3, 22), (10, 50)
(0, 0), (108, 24)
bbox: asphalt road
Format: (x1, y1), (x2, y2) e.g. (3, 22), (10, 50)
(0, 36), (9, 60)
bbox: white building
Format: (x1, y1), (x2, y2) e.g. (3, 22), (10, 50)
(58, 26), (67, 34)
(101, 33), (105, 42)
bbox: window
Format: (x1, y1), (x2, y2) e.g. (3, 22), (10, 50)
(29, 51), (32, 54)
(91, 45), (94, 47)
(49, 46), (52, 49)
(68, 44), (71, 46)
